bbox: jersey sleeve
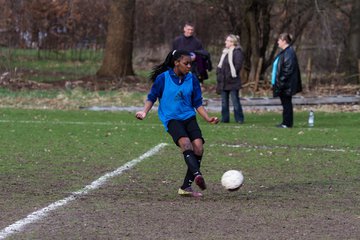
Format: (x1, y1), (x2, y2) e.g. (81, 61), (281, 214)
(191, 74), (203, 108)
(147, 74), (165, 103)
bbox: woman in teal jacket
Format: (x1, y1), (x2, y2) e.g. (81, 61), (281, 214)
(272, 33), (302, 128)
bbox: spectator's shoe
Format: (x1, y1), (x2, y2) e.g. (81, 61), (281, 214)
(178, 187), (203, 197)
(276, 124), (290, 128)
(194, 175), (207, 190)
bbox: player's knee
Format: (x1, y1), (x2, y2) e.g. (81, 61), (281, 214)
(193, 146), (203, 156)
(192, 139), (203, 156)
(192, 143), (203, 156)
(178, 137), (193, 151)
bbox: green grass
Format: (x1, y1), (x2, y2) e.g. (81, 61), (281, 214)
(0, 47), (151, 83)
(1, 47), (103, 62)
(1, 47), (359, 239)
(0, 87), (148, 109)
(1, 47), (103, 82)
(0, 109), (358, 195)
(0, 108), (359, 238)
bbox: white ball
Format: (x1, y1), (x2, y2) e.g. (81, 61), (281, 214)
(221, 170), (244, 191)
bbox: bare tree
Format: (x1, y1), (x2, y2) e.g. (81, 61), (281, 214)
(347, 0), (360, 82)
(96, 0), (135, 79)
(1, 0), (356, 88)
(212, 0), (315, 86)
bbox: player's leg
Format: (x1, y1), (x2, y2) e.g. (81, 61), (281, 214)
(178, 139), (202, 191)
(168, 118), (203, 177)
(178, 137), (201, 176)
(167, 119), (204, 194)
(190, 138), (206, 190)
(185, 117), (206, 190)
(177, 137), (205, 195)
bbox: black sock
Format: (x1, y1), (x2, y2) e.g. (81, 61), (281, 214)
(183, 150), (200, 176)
(181, 168), (193, 189)
(195, 154), (202, 166)
(181, 153), (203, 190)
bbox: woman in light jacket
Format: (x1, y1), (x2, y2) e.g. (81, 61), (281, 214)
(216, 34), (245, 123)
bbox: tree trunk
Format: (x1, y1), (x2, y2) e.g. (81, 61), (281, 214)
(97, 0), (135, 79)
(347, 0), (360, 82)
(245, 1), (261, 83)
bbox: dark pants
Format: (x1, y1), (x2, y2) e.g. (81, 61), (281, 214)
(279, 95), (293, 127)
(221, 90), (244, 123)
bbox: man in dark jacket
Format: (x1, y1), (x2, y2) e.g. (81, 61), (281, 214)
(172, 22), (212, 84)
(272, 33), (302, 128)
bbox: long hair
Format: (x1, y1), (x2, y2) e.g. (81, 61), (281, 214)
(149, 50), (191, 82)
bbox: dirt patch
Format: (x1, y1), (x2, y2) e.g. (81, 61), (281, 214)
(5, 178), (360, 240)
(2, 154), (359, 239)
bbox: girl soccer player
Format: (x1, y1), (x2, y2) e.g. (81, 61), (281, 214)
(135, 50), (219, 197)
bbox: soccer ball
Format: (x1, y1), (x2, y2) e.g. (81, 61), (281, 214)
(221, 170), (244, 191)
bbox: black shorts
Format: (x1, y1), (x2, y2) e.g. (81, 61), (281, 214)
(167, 116), (204, 146)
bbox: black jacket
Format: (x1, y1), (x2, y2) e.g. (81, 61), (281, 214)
(273, 46), (302, 97)
(172, 35), (203, 52)
(172, 35), (211, 81)
(216, 47), (244, 93)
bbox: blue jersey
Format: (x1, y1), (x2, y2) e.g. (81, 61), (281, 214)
(147, 69), (203, 130)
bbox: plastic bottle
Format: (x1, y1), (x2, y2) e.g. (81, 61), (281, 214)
(308, 110), (314, 127)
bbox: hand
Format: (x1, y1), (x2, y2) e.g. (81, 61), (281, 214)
(190, 52), (196, 61)
(208, 117), (219, 124)
(135, 111), (146, 120)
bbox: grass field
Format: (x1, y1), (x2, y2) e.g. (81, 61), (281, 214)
(0, 108), (359, 239)
(0, 47), (103, 83)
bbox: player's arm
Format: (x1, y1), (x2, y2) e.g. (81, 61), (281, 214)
(136, 100), (154, 120)
(135, 74), (164, 120)
(196, 105), (219, 124)
(191, 74), (218, 124)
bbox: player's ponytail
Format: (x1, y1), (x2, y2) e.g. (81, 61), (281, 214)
(149, 50), (191, 82)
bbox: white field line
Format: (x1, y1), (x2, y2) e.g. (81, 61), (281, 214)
(0, 119), (344, 133)
(0, 143), (168, 240)
(212, 143), (360, 153)
(0, 119), (332, 129)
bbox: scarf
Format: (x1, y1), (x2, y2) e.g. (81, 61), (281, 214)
(217, 46), (237, 78)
